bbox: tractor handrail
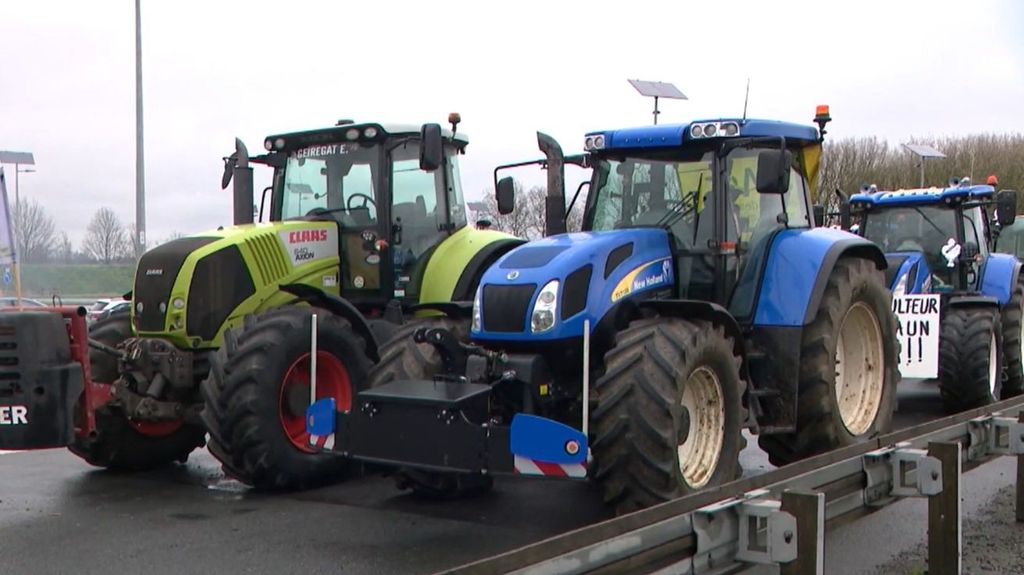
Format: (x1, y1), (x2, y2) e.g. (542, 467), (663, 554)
(436, 395), (1024, 575)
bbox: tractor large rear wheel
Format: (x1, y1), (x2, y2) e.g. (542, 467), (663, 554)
(591, 317), (744, 515)
(201, 307), (372, 490)
(367, 316), (493, 499)
(1000, 276), (1024, 398)
(759, 258), (897, 467)
(68, 313), (206, 470)
(938, 306), (1002, 413)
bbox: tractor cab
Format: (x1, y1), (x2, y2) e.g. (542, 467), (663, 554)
(578, 119), (823, 313)
(848, 182), (1018, 295)
(241, 119), (472, 308)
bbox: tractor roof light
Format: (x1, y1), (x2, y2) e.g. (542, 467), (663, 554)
(814, 104), (832, 140)
(689, 122), (741, 139)
(584, 134), (606, 151)
(264, 139), (274, 151)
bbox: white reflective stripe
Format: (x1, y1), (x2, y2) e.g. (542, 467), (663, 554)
(324, 434), (335, 450)
(514, 455), (544, 475)
(560, 463), (587, 478)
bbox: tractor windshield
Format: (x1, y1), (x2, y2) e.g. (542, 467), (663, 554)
(280, 142), (381, 224)
(861, 206), (957, 254)
(585, 145), (811, 246)
(587, 151), (712, 239)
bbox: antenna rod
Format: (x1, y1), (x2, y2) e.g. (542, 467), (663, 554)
(653, 96), (659, 125)
(742, 78), (750, 122)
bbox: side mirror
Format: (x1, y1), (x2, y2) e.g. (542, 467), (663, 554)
(812, 205), (825, 227)
(221, 152), (237, 189)
(419, 123), (443, 172)
(496, 177), (516, 215)
(839, 201), (852, 230)
(996, 189), (1017, 227)
(756, 150), (792, 195)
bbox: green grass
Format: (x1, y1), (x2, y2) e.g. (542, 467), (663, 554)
(12, 264), (135, 298)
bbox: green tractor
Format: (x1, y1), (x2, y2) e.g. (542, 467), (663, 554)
(75, 116), (524, 489)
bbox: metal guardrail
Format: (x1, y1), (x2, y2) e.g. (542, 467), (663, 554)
(437, 396), (1024, 575)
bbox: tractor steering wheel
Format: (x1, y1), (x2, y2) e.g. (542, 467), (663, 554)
(347, 193), (377, 212)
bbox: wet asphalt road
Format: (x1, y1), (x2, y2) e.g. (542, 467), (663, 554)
(0, 381), (948, 575)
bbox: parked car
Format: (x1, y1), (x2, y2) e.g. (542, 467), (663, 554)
(96, 300), (130, 321)
(0, 297), (46, 308)
(87, 298), (128, 323)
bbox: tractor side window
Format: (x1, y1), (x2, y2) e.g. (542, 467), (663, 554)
(964, 207), (987, 257)
(448, 154), (468, 229)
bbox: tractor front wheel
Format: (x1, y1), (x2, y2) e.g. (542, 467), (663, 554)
(938, 306), (1002, 413)
(758, 257), (897, 467)
(367, 316), (493, 499)
(591, 317), (744, 515)
(201, 307), (372, 491)
(68, 313), (205, 470)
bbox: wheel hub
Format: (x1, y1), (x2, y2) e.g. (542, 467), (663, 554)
(677, 366), (725, 489)
(278, 351), (352, 452)
(834, 302), (885, 436)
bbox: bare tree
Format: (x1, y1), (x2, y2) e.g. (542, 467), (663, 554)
(56, 232), (74, 263)
(470, 183), (562, 240)
(83, 208), (128, 264)
(11, 199), (57, 263)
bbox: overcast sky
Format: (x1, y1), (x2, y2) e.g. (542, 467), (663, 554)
(2, 0), (1022, 246)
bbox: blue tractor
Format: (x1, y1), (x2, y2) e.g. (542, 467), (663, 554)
(305, 109), (900, 514)
(845, 182), (1023, 413)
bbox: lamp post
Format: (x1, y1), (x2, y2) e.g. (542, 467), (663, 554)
(14, 166), (34, 206)
(0, 151), (35, 206)
(135, 0), (147, 257)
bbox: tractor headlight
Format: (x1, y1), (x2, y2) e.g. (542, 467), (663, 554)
(471, 286), (482, 332)
(893, 273), (908, 296)
(172, 297), (185, 310)
(531, 280), (559, 333)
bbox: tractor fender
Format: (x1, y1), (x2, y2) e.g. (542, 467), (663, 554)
(418, 227), (525, 306)
(638, 300), (746, 358)
(450, 237), (527, 301)
(278, 283), (380, 362)
(946, 294), (1000, 309)
(753, 227), (886, 327)
(979, 253), (1021, 307)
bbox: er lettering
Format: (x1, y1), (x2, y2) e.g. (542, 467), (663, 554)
(0, 405), (28, 425)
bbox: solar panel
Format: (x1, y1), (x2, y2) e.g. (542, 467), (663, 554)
(0, 151), (34, 165)
(628, 79), (687, 100)
(903, 144), (945, 158)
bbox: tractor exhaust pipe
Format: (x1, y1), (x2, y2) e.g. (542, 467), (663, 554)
(537, 132), (567, 237)
(231, 138), (254, 226)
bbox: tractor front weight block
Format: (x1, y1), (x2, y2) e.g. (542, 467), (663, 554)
(305, 380), (589, 478)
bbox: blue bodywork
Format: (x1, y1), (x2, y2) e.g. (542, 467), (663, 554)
(586, 118), (820, 150)
(753, 227), (879, 326)
(472, 229), (674, 342)
(850, 185), (994, 207)
(981, 253), (1019, 305)
(509, 414), (587, 465)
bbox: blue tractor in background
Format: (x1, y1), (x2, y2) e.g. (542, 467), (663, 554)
(846, 182), (1023, 413)
(306, 108), (900, 515)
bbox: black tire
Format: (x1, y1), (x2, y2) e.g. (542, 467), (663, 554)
(68, 313), (206, 470)
(938, 306), (1002, 413)
(200, 307), (372, 491)
(591, 317), (744, 515)
(1000, 275), (1024, 398)
(367, 316), (493, 499)
(758, 258), (898, 467)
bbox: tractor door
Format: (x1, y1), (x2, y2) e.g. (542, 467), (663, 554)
(386, 142), (465, 302)
(723, 146), (813, 320)
(276, 143), (389, 303)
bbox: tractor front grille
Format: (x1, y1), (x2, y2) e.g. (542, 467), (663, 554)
(482, 284), (536, 333)
(187, 246), (255, 342)
(134, 237), (217, 332)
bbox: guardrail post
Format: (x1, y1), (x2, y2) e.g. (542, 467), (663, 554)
(780, 490), (824, 575)
(1017, 412), (1024, 523)
(927, 441), (961, 575)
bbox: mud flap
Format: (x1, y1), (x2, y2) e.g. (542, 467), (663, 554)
(0, 311), (85, 450)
